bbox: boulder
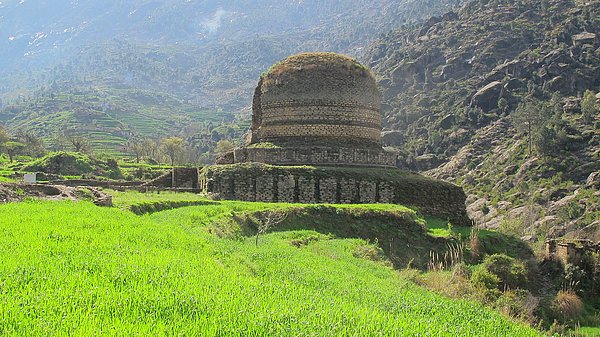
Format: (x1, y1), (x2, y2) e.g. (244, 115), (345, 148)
(470, 81), (503, 112)
(442, 11), (458, 21)
(565, 220), (600, 241)
(586, 171), (600, 189)
(521, 235), (537, 243)
(382, 131), (405, 146)
(415, 154), (445, 171)
(504, 78), (526, 91)
(534, 215), (559, 229)
(440, 57), (471, 80)
(437, 114), (456, 130)
(543, 76), (566, 93)
(548, 194), (578, 213)
(572, 32), (597, 45)
(497, 201), (512, 211)
(504, 165), (518, 175)
(547, 225), (567, 238)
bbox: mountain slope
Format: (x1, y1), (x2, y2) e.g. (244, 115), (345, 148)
(0, 0), (463, 155)
(0, 0), (462, 106)
(368, 0), (600, 239)
(0, 86), (244, 157)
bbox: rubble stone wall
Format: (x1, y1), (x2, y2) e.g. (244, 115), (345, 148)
(200, 163), (470, 226)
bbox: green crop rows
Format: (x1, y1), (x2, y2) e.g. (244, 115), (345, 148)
(0, 199), (543, 336)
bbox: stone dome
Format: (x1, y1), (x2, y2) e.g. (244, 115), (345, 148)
(249, 52), (382, 148)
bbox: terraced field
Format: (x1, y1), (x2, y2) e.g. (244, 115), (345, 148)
(0, 196), (543, 336)
(0, 88), (230, 155)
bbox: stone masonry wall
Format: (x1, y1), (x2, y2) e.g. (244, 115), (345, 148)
(200, 164), (470, 226)
(256, 100), (382, 145)
(234, 146), (396, 167)
(143, 167), (199, 188)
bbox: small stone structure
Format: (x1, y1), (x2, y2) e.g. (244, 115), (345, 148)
(546, 239), (600, 266)
(142, 167), (199, 189)
(202, 52), (470, 225)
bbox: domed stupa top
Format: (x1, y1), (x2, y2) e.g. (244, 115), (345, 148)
(249, 52), (382, 148)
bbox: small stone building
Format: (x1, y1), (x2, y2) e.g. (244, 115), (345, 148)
(203, 52), (470, 225)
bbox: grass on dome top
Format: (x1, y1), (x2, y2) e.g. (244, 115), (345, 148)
(262, 52), (371, 79)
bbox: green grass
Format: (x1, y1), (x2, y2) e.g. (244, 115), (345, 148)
(424, 217), (533, 260)
(0, 200), (543, 336)
(577, 326), (600, 337)
(0, 176), (15, 182)
(110, 190), (532, 265)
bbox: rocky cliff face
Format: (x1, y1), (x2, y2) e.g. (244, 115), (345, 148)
(368, 0), (600, 240)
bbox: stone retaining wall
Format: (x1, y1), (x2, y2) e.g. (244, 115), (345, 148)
(200, 163), (470, 226)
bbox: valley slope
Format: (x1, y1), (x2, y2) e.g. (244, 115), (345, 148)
(367, 0), (600, 239)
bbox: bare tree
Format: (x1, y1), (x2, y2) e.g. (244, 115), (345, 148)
(142, 138), (159, 162)
(16, 131), (46, 158)
(126, 137), (146, 163)
(68, 136), (91, 153)
(255, 210), (287, 246)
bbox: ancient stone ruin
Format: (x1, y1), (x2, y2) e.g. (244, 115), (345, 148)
(221, 52), (396, 167)
(201, 52), (470, 225)
(545, 239), (600, 266)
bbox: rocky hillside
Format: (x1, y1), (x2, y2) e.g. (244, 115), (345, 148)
(368, 0), (600, 240)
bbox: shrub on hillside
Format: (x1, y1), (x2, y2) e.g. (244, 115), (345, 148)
(480, 254), (528, 290)
(494, 289), (539, 322)
(451, 262), (471, 279)
(22, 152), (93, 175)
(20, 152), (123, 179)
(471, 267), (500, 290)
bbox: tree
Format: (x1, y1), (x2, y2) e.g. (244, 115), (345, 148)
(215, 139), (235, 156)
(16, 131), (46, 158)
(162, 137), (184, 167)
(162, 137), (184, 187)
(511, 100), (548, 157)
(0, 125), (9, 147)
(255, 211), (287, 246)
(68, 136), (91, 153)
(142, 138), (160, 162)
(3, 141), (26, 162)
(498, 97), (508, 115)
(126, 137), (146, 163)
(581, 90), (598, 124)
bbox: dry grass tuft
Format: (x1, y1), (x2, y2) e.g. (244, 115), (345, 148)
(552, 290), (584, 321)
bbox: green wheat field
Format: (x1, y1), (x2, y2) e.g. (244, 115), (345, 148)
(0, 193), (543, 336)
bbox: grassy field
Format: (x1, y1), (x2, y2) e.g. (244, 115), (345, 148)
(0, 198), (544, 336)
